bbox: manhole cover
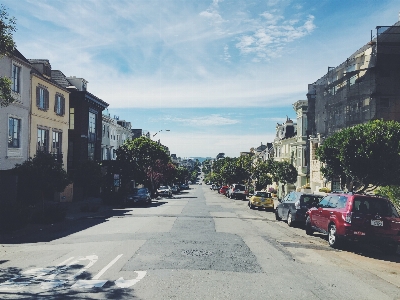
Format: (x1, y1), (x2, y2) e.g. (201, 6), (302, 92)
(182, 250), (213, 257)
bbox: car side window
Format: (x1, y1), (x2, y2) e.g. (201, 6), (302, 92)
(336, 196), (348, 209)
(318, 196), (330, 208)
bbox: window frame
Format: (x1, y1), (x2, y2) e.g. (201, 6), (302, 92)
(37, 127), (49, 152)
(11, 64), (21, 93)
(36, 85), (49, 111)
(8, 117), (21, 148)
(54, 94), (65, 116)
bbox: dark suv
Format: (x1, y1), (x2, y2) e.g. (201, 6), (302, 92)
(275, 192), (323, 227)
(228, 184), (247, 200)
(305, 193), (400, 253)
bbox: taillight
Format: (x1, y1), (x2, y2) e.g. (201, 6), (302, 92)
(295, 200), (300, 209)
(342, 212), (352, 223)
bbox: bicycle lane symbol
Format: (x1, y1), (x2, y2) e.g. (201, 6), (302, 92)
(0, 254), (146, 290)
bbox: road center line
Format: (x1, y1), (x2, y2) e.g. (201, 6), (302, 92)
(92, 254), (123, 280)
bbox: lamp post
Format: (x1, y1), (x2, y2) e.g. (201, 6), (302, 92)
(152, 129), (170, 138)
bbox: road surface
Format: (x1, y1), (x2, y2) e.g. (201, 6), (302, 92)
(1, 185), (399, 299)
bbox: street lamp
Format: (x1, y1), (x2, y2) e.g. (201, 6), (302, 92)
(152, 129), (170, 138)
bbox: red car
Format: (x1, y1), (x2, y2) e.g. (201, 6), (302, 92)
(305, 193), (400, 253)
(219, 185), (229, 195)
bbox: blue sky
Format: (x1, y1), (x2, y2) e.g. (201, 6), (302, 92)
(4, 0), (399, 158)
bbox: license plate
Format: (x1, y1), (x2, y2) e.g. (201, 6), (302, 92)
(371, 220), (383, 226)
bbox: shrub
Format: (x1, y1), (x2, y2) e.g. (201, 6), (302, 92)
(319, 187), (331, 193)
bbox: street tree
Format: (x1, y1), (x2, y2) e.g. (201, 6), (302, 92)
(0, 5), (17, 107)
(252, 160), (273, 190)
(316, 120), (400, 192)
(116, 136), (170, 194)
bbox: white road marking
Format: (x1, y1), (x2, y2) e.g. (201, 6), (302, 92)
(92, 254), (123, 280)
(115, 271), (147, 288)
(71, 254), (123, 289)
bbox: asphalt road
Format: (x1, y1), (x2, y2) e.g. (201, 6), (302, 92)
(1, 185), (400, 299)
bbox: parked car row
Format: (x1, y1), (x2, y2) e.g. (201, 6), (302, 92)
(275, 191), (400, 254)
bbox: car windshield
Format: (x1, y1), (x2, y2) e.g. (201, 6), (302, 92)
(302, 195), (322, 205)
(352, 197), (400, 217)
(255, 192), (270, 197)
(159, 186), (168, 189)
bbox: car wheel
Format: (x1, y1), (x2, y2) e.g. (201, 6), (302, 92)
(287, 211), (293, 227)
(305, 216), (313, 235)
(275, 210), (281, 221)
(328, 224), (340, 248)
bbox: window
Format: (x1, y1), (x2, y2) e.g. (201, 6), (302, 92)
(52, 131), (62, 154)
(317, 196), (330, 208)
(12, 64), (21, 93)
(69, 108), (74, 129)
(37, 128), (49, 152)
(8, 117), (21, 148)
(36, 86), (49, 110)
(54, 94), (65, 116)
(88, 112), (97, 160)
(102, 124), (105, 136)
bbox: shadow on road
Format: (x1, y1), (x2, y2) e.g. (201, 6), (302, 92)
(0, 264), (136, 299)
(311, 232), (400, 263)
(0, 208), (131, 245)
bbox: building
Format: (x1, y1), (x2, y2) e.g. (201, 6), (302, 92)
(0, 49), (32, 170)
(307, 22), (400, 192)
(28, 59), (70, 169)
(101, 113), (132, 160)
(292, 100), (309, 189)
(51, 71), (109, 173)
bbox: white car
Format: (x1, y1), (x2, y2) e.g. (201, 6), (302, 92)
(157, 185), (172, 197)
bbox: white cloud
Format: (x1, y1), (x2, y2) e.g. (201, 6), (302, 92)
(236, 14), (315, 59)
(159, 132), (276, 158)
(164, 114), (240, 126)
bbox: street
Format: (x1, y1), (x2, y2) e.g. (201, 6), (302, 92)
(1, 185), (400, 299)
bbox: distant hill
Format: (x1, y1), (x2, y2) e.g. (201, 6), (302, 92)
(190, 157), (212, 163)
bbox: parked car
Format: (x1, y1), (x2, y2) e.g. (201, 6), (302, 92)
(228, 184), (248, 200)
(157, 185), (172, 197)
(210, 184), (216, 190)
(219, 185), (229, 195)
(180, 183), (189, 190)
(171, 185), (180, 194)
(275, 192), (323, 227)
(305, 193), (400, 252)
(125, 188), (151, 206)
(249, 191), (274, 210)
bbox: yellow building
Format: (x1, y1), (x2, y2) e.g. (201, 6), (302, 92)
(29, 60), (70, 169)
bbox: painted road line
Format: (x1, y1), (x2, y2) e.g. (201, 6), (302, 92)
(115, 271), (147, 288)
(71, 254), (123, 289)
(92, 254), (123, 280)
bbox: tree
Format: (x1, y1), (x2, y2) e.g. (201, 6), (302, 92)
(0, 5), (17, 107)
(252, 160), (273, 190)
(116, 136), (170, 195)
(316, 120), (400, 192)
(13, 151), (70, 206)
(275, 161), (297, 185)
(374, 186), (400, 211)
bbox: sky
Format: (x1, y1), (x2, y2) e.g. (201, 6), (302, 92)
(3, 0), (400, 158)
